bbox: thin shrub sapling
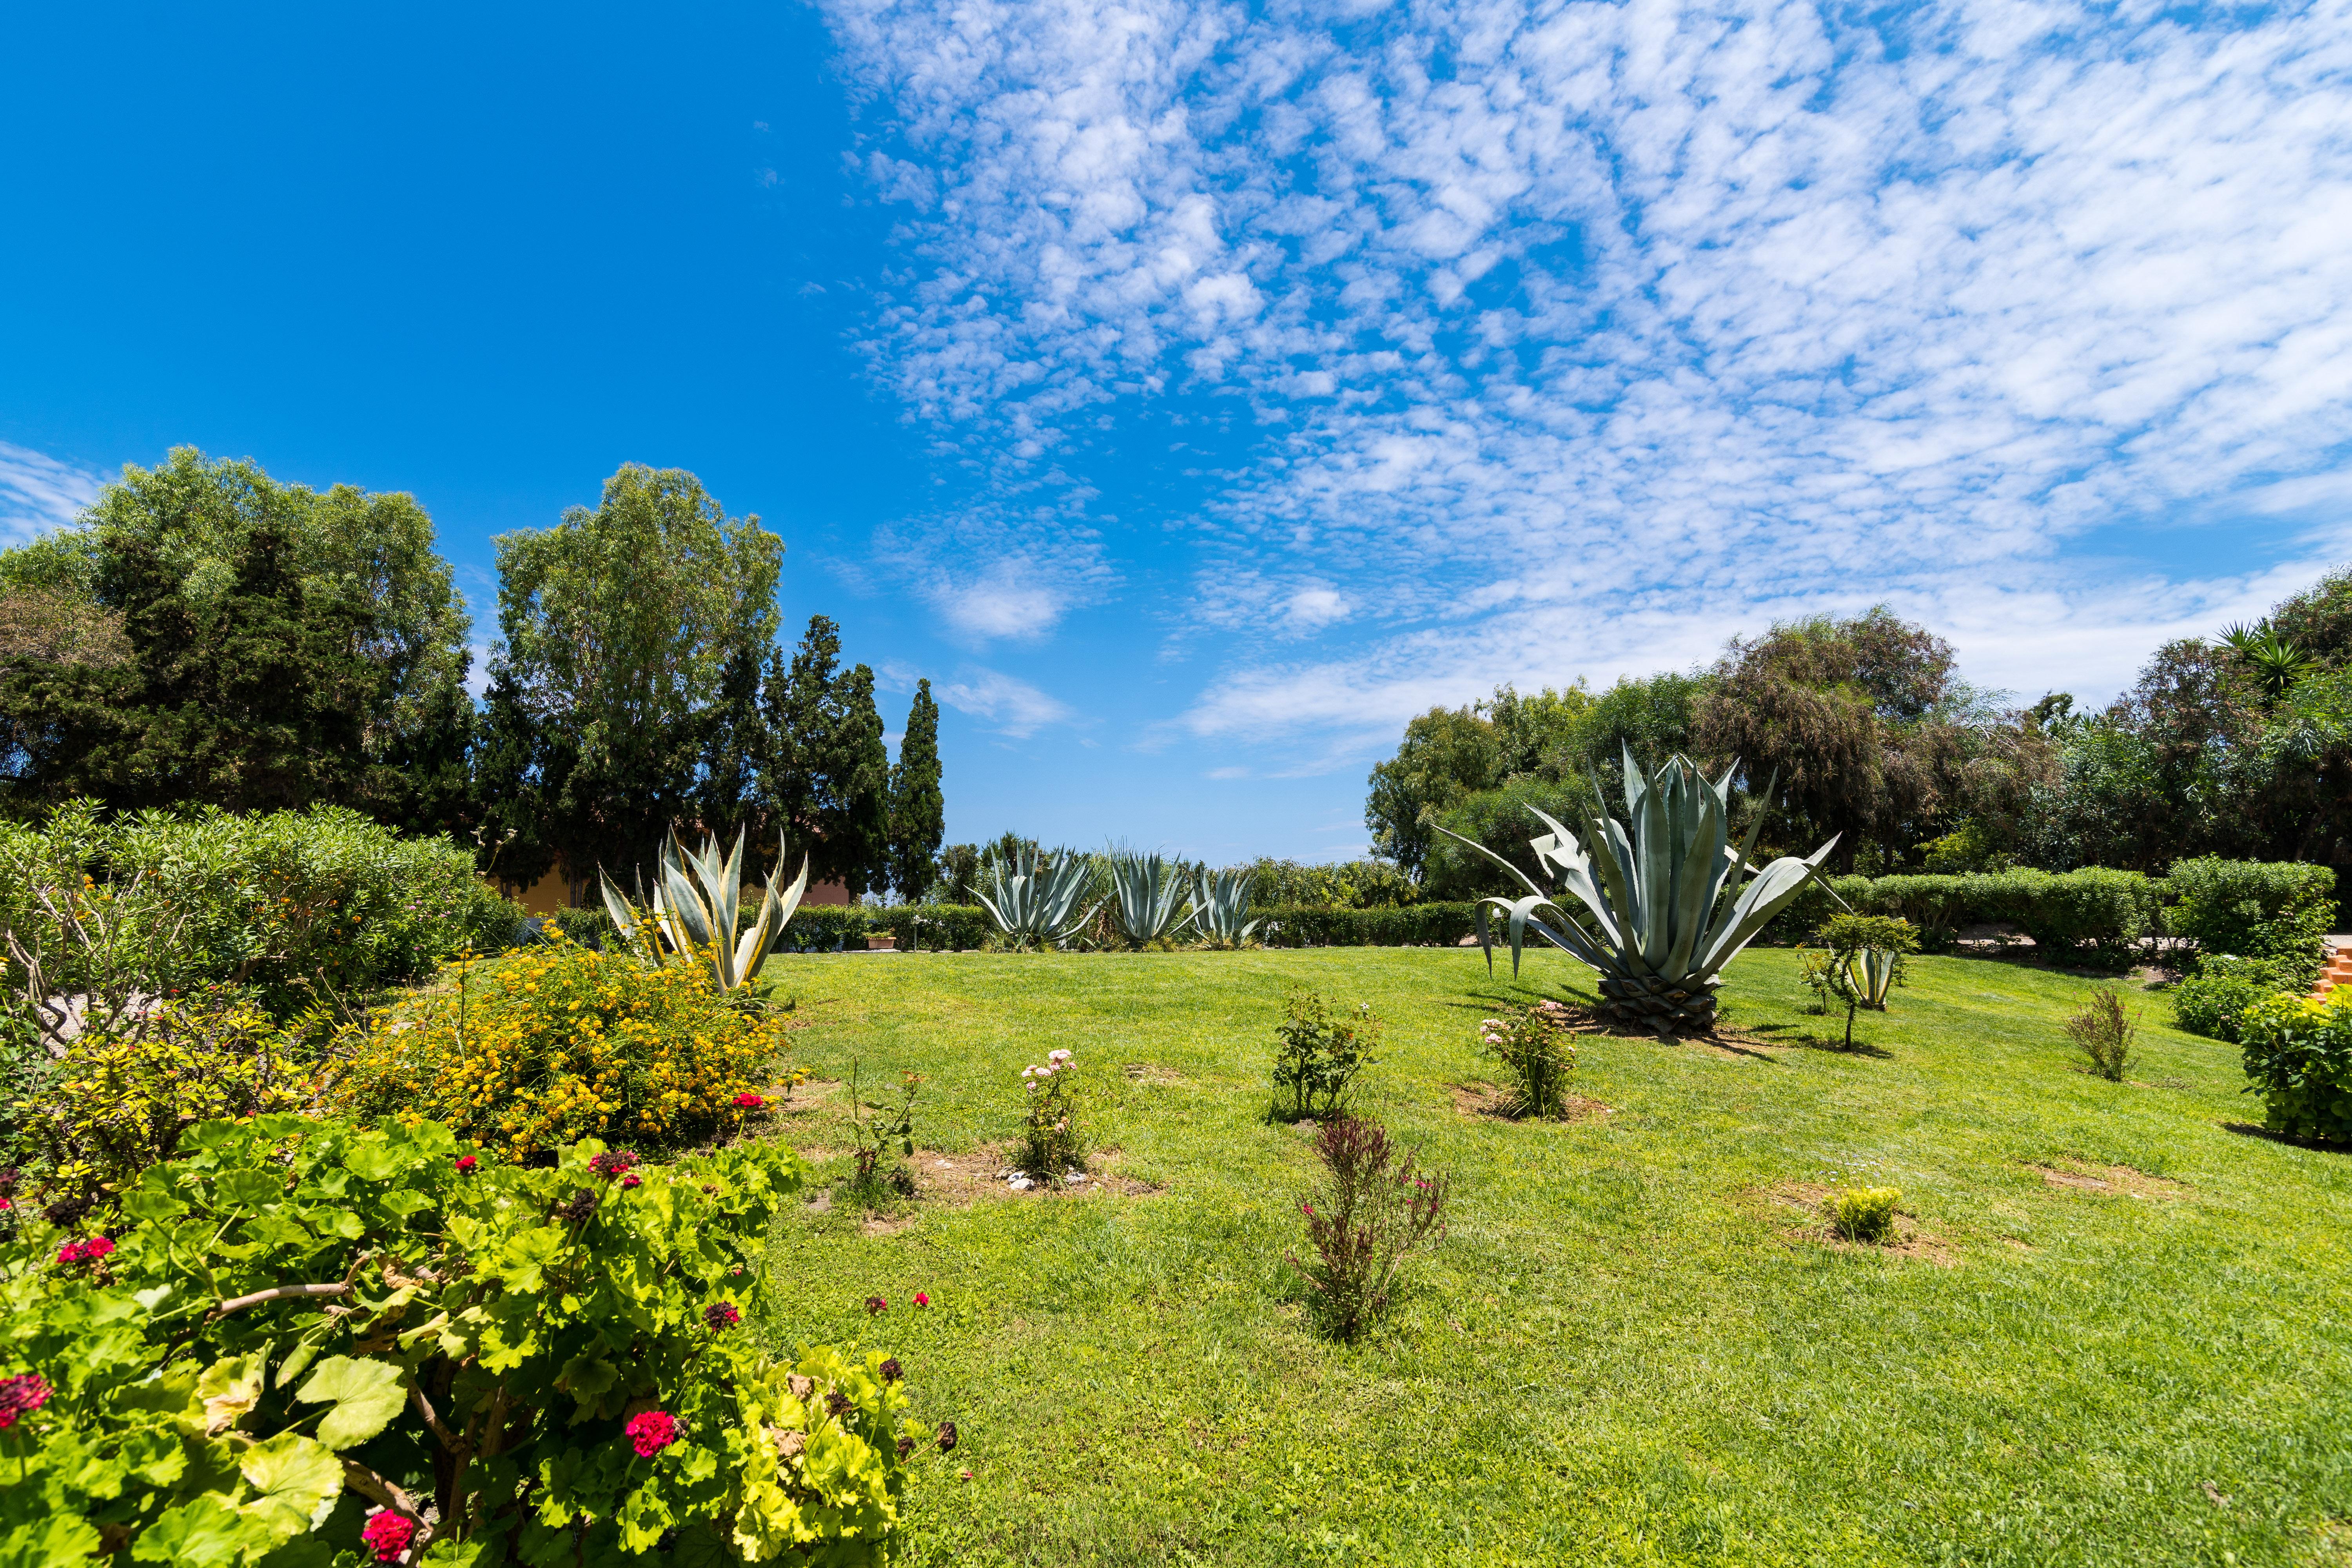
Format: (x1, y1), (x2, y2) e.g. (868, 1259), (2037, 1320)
(1800, 915), (1920, 1050)
(1477, 999), (1578, 1118)
(1016, 1050), (1083, 1179)
(2064, 986), (2140, 1081)
(1287, 1114), (1449, 1341)
(1270, 986), (1379, 1122)
(846, 1060), (922, 1201)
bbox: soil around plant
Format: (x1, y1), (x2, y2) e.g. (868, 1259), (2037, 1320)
(1544, 1002), (1784, 1060)
(1748, 1182), (1958, 1266)
(1447, 1081), (1613, 1122)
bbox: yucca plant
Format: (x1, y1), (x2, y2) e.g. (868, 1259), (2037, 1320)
(1438, 746), (1840, 1035)
(970, 845), (1102, 950)
(599, 828), (809, 995)
(1107, 850), (1194, 946)
(1189, 867), (1260, 947)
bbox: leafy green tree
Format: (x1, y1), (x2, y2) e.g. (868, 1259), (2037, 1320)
(757, 615), (891, 897)
(490, 464), (782, 900)
(0, 449), (472, 823)
(887, 679), (946, 901)
(1364, 703), (1503, 876)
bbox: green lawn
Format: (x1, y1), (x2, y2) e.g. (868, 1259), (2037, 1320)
(747, 945), (2352, 1567)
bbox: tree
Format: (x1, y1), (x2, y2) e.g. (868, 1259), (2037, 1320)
(490, 464), (782, 900)
(0, 448), (473, 823)
(887, 679), (946, 901)
(757, 615), (891, 897)
(1364, 704), (1503, 877)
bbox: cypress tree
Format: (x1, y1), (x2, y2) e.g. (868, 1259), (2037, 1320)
(887, 679), (946, 901)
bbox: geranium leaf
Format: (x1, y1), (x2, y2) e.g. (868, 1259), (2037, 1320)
(237, 1432), (344, 1541)
(294, 1356), (407, 1450)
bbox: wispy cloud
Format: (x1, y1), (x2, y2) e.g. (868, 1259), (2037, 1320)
(822, 0), (2352, 755)
(933, 664), (1080, 736)
(0, 441), (106, 548)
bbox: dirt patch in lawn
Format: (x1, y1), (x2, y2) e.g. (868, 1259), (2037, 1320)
(2031, 1161), (2188, 1200)
(1751, 1182), (1958, 1266)
(1448, 1082), (1613, 1123)
(909, 1143), (1165, 1203)
(1122, 1063), (1185, 1086)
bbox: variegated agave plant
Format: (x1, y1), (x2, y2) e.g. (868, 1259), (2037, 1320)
(1189, 867), (1260, 947)
(599, 828), (809, 995)
(1437, 746), (1840, 1034)
(971, 846), (1102, 950)
(1108, 851), (1194, 945)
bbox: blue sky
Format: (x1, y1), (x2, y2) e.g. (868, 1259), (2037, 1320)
(4, 0), (2347, 864)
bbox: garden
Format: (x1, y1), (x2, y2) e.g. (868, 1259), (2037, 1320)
(3, 748), (2351, 1566)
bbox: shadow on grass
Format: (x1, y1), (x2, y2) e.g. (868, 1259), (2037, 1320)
(1748, 1022), (1895, 1060)
(2221, 1122), (2352, 1154)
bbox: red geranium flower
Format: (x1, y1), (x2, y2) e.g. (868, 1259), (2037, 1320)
(625, 1409), (680, 1457)
(621, 1173), (642, 1189)
(913, 1292), (929, 1308)
(705, 1301), (741, 1331)
(359, 1509), (416, 1562)
(455, 1155), (478, 1174)
(589, 1150), (636, 1179)
(733, 1092), (765, 1109)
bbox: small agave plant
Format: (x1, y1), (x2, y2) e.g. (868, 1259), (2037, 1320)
(971, 845), (1102, 950)
(1107, 851), (1194, 946)
(1189, 867), (1260, 947)
(600, 828), (809, 995)
(1439, 746), (1840, 1035)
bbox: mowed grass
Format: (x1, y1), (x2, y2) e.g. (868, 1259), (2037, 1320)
(747, 946), (2352, 1567)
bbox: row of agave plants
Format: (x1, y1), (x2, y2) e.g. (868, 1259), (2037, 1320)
(971, 847), (1259, 951)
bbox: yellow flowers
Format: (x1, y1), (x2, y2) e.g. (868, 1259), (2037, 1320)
(324, 931), (792, 1155)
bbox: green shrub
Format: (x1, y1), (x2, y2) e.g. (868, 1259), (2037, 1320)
(1260, 903), (1479, 948)
(1240, 858), (1419, 911)
(0, 800), (521, 1020)
(2172, 954), (2303, 1042)
(2164, 856), (2336, 986)
(16, 992), (309, 1202)
(1828, 1187), (1900, 1243)
(2239, 992), (2352, 1143)
(1799, 915), (1919, 1049)
(548, 904), (617, 949)
(1271, 987), (1379, 1122)
(0, 1116), (924, 1564)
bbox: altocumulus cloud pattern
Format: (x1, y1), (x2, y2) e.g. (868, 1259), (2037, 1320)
(821, 0), (2352, 744)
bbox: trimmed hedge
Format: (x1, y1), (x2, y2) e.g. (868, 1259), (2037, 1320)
(1775, 868), (2160, 965)
(772, 903), (995, 953)
(2240, 990), (2352, 1143)
(1259, 904), (1478, 948)
(2165, 856), (2336, 984)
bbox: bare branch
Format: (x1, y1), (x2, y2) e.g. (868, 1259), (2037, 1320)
(212, 1283), (350, 1317)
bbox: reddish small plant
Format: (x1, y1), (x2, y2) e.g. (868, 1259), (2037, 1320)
(624, 1409), (679, 1457)
(1286, 1114), (1449, 1341)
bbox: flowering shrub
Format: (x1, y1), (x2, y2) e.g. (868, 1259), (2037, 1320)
(1477, 1000), (1577, 1118)
(1270, 986), (1377, 1122)
(2239, 991), (2352, 1143)
(15, 991), (308, 1201)
(0, 1114), (927, 1564)
(1016, 1049), (1083, 1178)
(1287, 1114), (1449, 1341)
(325, 933), (795, 1156)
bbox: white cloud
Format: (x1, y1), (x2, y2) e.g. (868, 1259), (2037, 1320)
(933, 664), (1080, 736)
(823, 0), (2352, 750)
(0, 442), (106, 548)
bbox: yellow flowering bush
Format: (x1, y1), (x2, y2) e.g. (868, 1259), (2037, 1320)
(21, 993), (308, 1200)
(325, 933), (796, 1156)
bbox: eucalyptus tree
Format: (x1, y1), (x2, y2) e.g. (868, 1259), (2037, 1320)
(486, 464), (782, 900)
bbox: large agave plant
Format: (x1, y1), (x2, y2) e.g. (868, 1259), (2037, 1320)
(971, 846), (1102, 950)
(600, 828), (809, 994)
(1189, 867), (1260, 947)
(1438, 746), (1840, 1035)
(1107, 851), (1194, 945)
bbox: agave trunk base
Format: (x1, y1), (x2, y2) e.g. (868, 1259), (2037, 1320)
(1595, 974), (1722, 1035)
